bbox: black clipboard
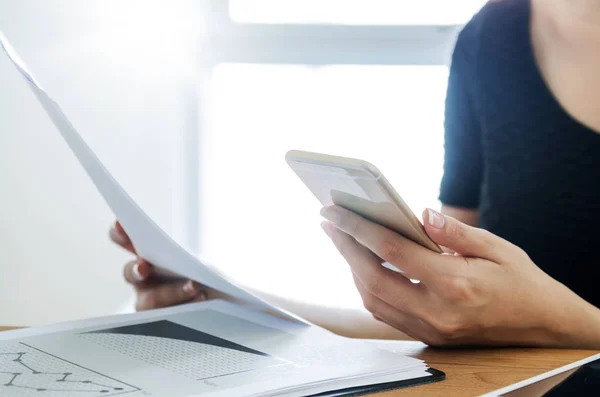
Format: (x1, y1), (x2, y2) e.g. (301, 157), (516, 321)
(311, 368), (446, 397)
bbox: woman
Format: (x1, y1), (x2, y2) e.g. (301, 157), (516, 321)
(113, 0), (600, 347)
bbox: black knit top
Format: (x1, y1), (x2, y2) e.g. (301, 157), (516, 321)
(440, 0), (600, 306)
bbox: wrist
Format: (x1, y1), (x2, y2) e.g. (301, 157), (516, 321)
(543, 282), (600, 349)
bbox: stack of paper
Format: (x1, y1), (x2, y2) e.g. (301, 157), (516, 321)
(0, 300), (437, 397)
(0, 32), (444, 396)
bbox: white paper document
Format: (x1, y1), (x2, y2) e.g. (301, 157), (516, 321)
(0, 32), (442, 396)
(0, 30), (296, 322)
(0, 300), (432, 397)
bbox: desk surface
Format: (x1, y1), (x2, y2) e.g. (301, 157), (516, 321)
(376, 343), (597, 396)
(1, 326), (597, 396)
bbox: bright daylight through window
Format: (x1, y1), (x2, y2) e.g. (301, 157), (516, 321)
(197, 1), (487, 309)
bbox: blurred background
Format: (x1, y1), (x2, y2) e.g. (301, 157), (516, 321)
(0, 0), (486, 326)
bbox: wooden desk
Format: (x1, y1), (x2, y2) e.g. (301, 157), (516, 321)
(377, 342), (598, 396)
(1, 326), (597, 396)
(0, 327), (17, 332)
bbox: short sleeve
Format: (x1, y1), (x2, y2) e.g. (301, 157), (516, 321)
(439, 28), (483, 209)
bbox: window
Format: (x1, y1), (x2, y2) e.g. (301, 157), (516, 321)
(199, 64), (447, 308)
(230, 0), (487, 25)
(194, 0), (477, 309)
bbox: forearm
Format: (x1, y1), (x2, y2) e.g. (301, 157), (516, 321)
(548, 283), (600, 349)
(207, 288), (412, 340)
(259, 292), (413, 340)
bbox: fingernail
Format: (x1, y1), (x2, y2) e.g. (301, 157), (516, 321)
(183, 280), (199, 296)
(109, 227), (127, 244)
(196, 291), (208, 301)
(427, 209), (445, 229)
(132, 261), (147, 281)
(321, 221), (334, 237)
(320, 206), (341, 224)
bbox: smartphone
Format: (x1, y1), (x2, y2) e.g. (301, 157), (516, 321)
(286, 150), (442, 253)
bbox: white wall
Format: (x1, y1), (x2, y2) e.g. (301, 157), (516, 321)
(0, 0), (203, 325)
(0, 1), (463, 326)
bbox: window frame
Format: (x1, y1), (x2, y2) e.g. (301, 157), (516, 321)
(189, 0), (462, 251)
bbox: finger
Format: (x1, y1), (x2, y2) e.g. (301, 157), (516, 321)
(321, 206), (441, 282)
(123, 259), (153, 285)
(422, 209), (520, 263)
(110, 221), (136, 254)
(322, 221), (426, 317)
(136, 280), (207, 311)
(352, 275), (443, 346)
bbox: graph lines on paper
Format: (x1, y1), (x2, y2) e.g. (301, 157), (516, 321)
(0, 343), (139, 397)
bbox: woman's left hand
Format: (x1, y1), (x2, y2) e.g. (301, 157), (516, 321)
(321, 206), (600, 348)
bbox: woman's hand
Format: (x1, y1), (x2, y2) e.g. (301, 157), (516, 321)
(320, 206), (600, 348)
(109, 221), (211, 311)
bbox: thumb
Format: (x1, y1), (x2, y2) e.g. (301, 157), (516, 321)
(422, 208), (512, 263)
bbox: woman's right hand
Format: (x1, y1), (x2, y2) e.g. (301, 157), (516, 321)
(109, 221), (210, 311)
